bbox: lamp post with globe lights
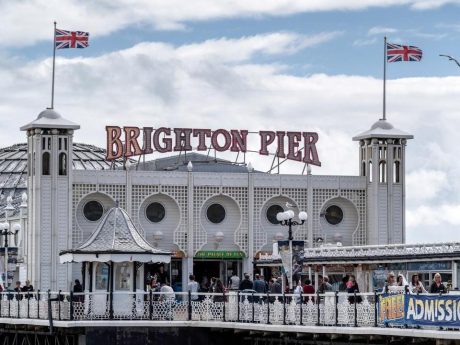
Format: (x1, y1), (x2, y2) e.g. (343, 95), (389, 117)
(0, 222), (20, 288)
(276, 210), (308, 241)
(276, 209), (308, 290)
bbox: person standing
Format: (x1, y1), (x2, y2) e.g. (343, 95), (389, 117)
(73, 279), (84, 302)
(347, 275), (362, 304)
(429, 273), (447, 294)
(14, 281), (22, 300)
(382, 272), (397, 293)
(338, 276), (349, 292)
(239, 273), (253, 291)
(157, 266), (169, 285)
(253, 274), (267, 293)
(187, 274), (199, 301)
(409, 274), (427, 294)
(213, 279), (226, 302)
(228, 272), (240, 291)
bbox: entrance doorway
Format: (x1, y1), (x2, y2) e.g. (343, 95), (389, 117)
(193, 260), (242, 291)
(194, 261), (220, 291)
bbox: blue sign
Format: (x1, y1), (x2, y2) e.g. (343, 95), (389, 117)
(380, 293), (460, 327)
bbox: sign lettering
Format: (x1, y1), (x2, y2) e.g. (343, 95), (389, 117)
(106, 126), (321, 166)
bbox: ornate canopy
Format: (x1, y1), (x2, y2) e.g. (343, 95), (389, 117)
(60, 205), (171, 263)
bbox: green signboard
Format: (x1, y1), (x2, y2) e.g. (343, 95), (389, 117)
(194, 251), (246, 259)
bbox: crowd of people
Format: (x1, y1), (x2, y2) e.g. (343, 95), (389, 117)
(383, 272), (448, 294)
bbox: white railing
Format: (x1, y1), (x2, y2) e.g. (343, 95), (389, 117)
(0, 290), (457, 332)
(0, 290), (378, 326)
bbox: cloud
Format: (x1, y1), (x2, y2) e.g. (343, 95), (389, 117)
(406, 169), (448, 203)
(0, 1), (459, 47)
(353, 38), (377, 46)
(1, 33), (460, 243)
(368, 26), (398, 36)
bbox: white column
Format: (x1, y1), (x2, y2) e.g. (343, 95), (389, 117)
(186, 168), (194, 291)
(247, 168), (254, 276)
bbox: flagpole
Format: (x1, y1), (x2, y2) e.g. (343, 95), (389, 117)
(51, 21), (57, 109)
(382, 36), (387, 121)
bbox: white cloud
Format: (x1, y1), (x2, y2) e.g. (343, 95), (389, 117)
(0, 1), (459, 47)
(353, 38), (377, 46)
(368, 26), (398, 36)
(1, 33), (460, 243)
(406, 169), (448, 203)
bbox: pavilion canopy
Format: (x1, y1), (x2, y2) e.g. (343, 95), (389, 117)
(60, 205), (171, 264)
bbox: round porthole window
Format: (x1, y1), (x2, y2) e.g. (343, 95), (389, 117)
(145, 202), (166, 223)
(266, 205), (284, 225)
(325, 205), (343, 225)
(206, 204), (226, 224)
(83, 201), (104, 222)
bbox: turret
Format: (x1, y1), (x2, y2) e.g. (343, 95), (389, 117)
(353, 119), (413, 245)
(21, 108), (79, 290)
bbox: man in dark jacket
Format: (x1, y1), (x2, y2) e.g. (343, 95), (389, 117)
(239, 273), (253, 290)
(253, 274), (267, 293)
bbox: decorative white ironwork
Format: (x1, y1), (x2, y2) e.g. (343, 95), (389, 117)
(257, 241), (460, 263)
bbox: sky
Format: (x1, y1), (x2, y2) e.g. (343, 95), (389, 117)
(1, 0), (460, 244)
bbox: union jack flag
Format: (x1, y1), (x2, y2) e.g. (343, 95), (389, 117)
(386, 43), (422, 62)
(55, 29), (89, 49)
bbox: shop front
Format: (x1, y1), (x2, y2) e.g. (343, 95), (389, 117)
(193, 250), (244, 290)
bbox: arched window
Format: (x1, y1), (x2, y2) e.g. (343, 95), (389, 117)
(393, 161), (400, 183)
(379, 161), (387, 183)
(368, 161), (373, 182)
(59, 152), (67, 176)
(361, 161), (366, 177)
(42, 152), (50, 176)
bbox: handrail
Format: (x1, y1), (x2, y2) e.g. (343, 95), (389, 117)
(0, 290), (457, 331)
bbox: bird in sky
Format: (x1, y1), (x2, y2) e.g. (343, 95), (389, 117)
(439, 54), (460, 68)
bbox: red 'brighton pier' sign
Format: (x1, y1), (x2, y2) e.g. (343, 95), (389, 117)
(106, 126), (321, 166)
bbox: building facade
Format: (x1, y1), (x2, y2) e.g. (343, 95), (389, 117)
(0, 108), (413, 291)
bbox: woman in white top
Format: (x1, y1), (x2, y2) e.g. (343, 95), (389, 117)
(409, 273), (427, 294)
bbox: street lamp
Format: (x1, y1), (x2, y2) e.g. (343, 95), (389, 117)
(276, 209), (307, 291)
(0, 222), (20, 288)
(276, 210), (308, 240)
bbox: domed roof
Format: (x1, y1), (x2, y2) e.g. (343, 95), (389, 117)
(37, 108), (61, 120)
(0, 143), (124, 219)
(20, 108), (80, 131)
(352, 118), (413, 141)
(370, 119), (394, 130)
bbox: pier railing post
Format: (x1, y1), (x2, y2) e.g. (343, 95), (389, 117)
(316, 292), (320, 326)
(334, 291), (338, 326)
(251, 292), (255, 323)
(222, 291), (226, 322)
(283, 292), (286, 325)
(17, 291), (20, 318)
(109, 291), (114, 320)
(354, 291), (358, 327)
(47, 290), (54, 333)
(374, 291), (378, 327)
(266, 292), (270, 324)
(27, 292), (30, 319)
(188, 290), (192, 321)
(70, 291), (74, 321)
(299, 291), (303, 326)
(37, 289), (40, 319)
(58, 290), (62, 320)
(236, 291), (240, 322)
(149, 290), (153, 320)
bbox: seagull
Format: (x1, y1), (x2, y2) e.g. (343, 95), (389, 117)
(439, 54), (460, 68)
(285, 202), (297, 208)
